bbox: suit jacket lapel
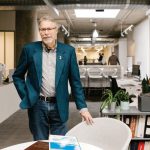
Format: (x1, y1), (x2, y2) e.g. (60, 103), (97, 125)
(56, 42), (65, 87)
(33, 43), (42, 88)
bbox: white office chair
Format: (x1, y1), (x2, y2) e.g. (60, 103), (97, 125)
(66, 117), (132, 150)
(103, 68), (118, 88)
(103, 68), (118, 78)
(87, 68), (103, 80)
(111, 68), (118, 78)
(87, 68), (103, 96)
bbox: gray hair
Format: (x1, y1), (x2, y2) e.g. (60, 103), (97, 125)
(37, 15), (59, 29)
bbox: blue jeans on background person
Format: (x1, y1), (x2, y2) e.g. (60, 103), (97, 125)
(28, 99), (67, 140)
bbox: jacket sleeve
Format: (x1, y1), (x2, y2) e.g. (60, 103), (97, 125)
(68, 48), (87, 110)
(12, 46), (28, 100)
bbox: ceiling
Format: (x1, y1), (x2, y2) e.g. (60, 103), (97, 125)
(0, 0), (150, 39)
(51, 0), (150, 5)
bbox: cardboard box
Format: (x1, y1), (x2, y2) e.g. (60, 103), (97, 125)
(138, 93), (150, 112)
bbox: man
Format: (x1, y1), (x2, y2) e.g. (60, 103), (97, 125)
(83, 55), (87, 65)
(101, 53), (106, 65)
(108, 52), (120, 65)
(98, 53), (103, 64)
(13, 15), (93, 140)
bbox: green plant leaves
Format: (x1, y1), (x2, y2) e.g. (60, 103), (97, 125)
(100, 89), (130, 111)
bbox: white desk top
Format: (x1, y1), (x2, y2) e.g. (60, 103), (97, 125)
(1, 141), (102, 150)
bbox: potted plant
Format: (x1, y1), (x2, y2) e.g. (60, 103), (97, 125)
(100, 89), (135, 112)
(142, 75), (150, 94)
(100, 89), (120, 112)
(114, 90), (130, 110)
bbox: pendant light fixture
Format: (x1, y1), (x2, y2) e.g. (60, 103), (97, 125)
(92, 22), (99, 38)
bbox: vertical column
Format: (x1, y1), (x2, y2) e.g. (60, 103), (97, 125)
(5, 32), (14, 70)
(119, 38), (127, 76)
(15, 10), (37, 66)
(0, 32), (4, 63)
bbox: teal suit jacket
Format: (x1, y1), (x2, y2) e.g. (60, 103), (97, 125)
(13, 41), (87, 122)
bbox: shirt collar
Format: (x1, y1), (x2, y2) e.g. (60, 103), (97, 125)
(42, 42), (57, 53)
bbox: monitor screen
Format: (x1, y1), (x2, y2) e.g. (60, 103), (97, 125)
(132, 65), (140, 76)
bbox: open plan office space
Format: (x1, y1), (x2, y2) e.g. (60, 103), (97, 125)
(0, 0), (150, 150)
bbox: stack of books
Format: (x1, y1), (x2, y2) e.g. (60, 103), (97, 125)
(119, 115), (150, 138)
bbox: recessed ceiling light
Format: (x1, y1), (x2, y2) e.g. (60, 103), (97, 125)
(74, 9), (120, 18)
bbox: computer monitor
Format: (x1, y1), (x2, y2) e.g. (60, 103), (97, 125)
(132, 65), (140, 76)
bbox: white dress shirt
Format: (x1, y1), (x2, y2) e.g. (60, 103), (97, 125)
(40, 45), (56, 97)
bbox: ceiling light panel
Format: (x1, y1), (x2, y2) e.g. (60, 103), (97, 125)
(0, 0), (45, 5)
(51, 0), (149, 5)
(75, 9), (120, 18)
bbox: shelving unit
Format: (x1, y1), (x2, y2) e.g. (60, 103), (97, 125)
(101, 106), (150, 116)
(101, 106), (150, 148)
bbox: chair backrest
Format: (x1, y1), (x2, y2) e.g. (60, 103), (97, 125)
(110, 68), (118, 78)
(103, 68), (118, 77)
(66, 117), (132, 150)
(103, 68), (110, 77)
(79, 67), (87, 77)
(87, 68), (102, 77)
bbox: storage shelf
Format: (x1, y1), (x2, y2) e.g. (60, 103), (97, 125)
(132, 138), (150, 140)
(101, 106), (150, 143)
(101, 106), (150, 116)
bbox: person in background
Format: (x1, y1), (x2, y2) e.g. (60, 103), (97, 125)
(101, 53), (107, 65)
(83, 55), (87, 65)
(108, 52), (120, 65)
(12, 15), (93, 141)
(98, 53), (103, 64)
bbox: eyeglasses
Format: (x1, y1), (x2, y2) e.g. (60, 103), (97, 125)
(39, 27), (57, 32)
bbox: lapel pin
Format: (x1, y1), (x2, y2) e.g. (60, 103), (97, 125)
(59, 56), (62, 60)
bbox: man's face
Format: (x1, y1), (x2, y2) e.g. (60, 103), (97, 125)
(39, 20), (58, 47)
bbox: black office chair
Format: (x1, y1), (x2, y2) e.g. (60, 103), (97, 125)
(132, 65), (140, 80)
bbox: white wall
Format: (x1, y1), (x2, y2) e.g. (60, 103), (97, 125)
(133, 17), (150, 78)
(118, 38), (127, 75)
(5, 32), (15, 70)
(127, 31), (135, 63)
(0, 84), (20, 123)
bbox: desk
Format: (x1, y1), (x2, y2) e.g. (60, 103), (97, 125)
(2, 141), (102, 150)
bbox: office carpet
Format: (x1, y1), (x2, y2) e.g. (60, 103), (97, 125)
(0, 101), (100, 149)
